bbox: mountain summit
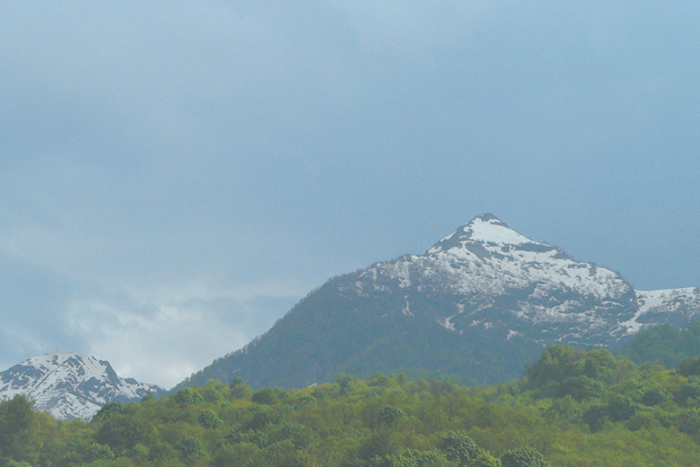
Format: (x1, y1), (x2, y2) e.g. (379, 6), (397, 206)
(425, 214), (630, 301)
(178, 215), (700, 389)
(0, 353), (165, 420)
(429, 214), (532, 251)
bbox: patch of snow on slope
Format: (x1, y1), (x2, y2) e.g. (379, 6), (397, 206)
(402, 300), (413, 316)
(465, 216), (533, 245)
(507, 330), (522, 340)
(514, 300), (590, 324)
(438, 317), (456, 331)
(618, 288), (700, 335)
(425, 241), (627, 300)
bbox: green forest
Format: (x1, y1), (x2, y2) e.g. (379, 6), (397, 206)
(6, 335), (700, 467)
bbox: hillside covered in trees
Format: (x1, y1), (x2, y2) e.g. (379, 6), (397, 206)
(6, 343), (700, 466)
(617, 320), (700, 368)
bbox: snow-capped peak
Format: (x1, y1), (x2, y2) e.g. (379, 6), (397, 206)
(428, 214), (540, 254)
(364, 214), (632, 303)
(354, 213), (640, 350)
(0, 352), (164, 421)
(463, 214), (535, 245)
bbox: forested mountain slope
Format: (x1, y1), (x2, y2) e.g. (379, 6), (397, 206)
(178, 215), (700, 389)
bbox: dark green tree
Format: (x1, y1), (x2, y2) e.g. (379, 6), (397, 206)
(94, 414), (156, 452)
(84, 443), (115, 463)
(175, 436), (206, 459)
(172, 387), (205, 406)
(676, 376), (700, 406)
(5, 461), (34, 467)
(438, 431), (483, 465)
(371, 449), (454, 467)
(376, 406), (407, 427)
(501, 447), (550, 467)
(230, 376), (253, 400)
(472, 452), (503, 467)
(583, 350), (616, 382)
(679, 356), (700, 377)
(251, 388), (279, 405)
(641, 386), (668, 406)
(225, 428), (270, 448)
(525, 345), (586, 388)
(678, 408), (700, 436)
(606, 394), (636, 422)
(0, 395), (37, 463)
(582, 405), (608, 433)
(94, 402), (127, 420)
(557, 375), (605, 401)
(271, 423), (319, 450)
(198, 408), (223, 429)
(336, 373), (359, 395)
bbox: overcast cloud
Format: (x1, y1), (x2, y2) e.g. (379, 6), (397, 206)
(1, 1), (699, 387)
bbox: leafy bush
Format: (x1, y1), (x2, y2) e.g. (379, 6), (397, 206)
(676, 376), (700, 406)
(198, 408), (223, 429)
(370, 449), (454, 467)
(583, 405), (608, 433)
(376, 406), (407, 426)
(172, 387), (205, 406)
(679, 356), (700, 376)
(251, 388), (279, 405)
(641, 386), (668, 406)
(84, 443), (115, 462)
(438, 431), (483, 464)
(501, 447), (550, 467)
(94, 402), (127, 420)
(175, 436), (206, 459)
(607, 394), (636, 422)
(557, 375), (605, 401)
(678, 408), (700, 436)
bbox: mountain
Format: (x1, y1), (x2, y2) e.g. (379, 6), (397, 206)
(178, 214), (700, 389)
(622, 288), (700, 334)
(0, 353), (165, 420)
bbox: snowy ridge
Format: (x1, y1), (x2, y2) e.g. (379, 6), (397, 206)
(635, 288), (700, 315)
(618, 288), (700, 335)
(423, 215), (627, 299)
(355, 214), (699, 345)
(0, 353), (164, 421)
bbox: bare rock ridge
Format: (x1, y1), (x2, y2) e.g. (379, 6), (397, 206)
(0, 353), (164, 421)
(178, 214), (700, 389)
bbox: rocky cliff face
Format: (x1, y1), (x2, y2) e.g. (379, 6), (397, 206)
(178, 214), (700, 389)
(0, 353), (164, 420)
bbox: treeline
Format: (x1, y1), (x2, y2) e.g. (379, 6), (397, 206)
(6, 344), (700, 466)
(617, 320), (700, 368)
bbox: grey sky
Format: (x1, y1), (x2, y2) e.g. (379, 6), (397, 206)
(2, 1), (699, 387)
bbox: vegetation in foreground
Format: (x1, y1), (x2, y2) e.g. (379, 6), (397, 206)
(6, 340), (700, 467)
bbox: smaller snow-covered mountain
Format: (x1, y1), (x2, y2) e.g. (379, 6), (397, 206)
(0, 353), (164, 421)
